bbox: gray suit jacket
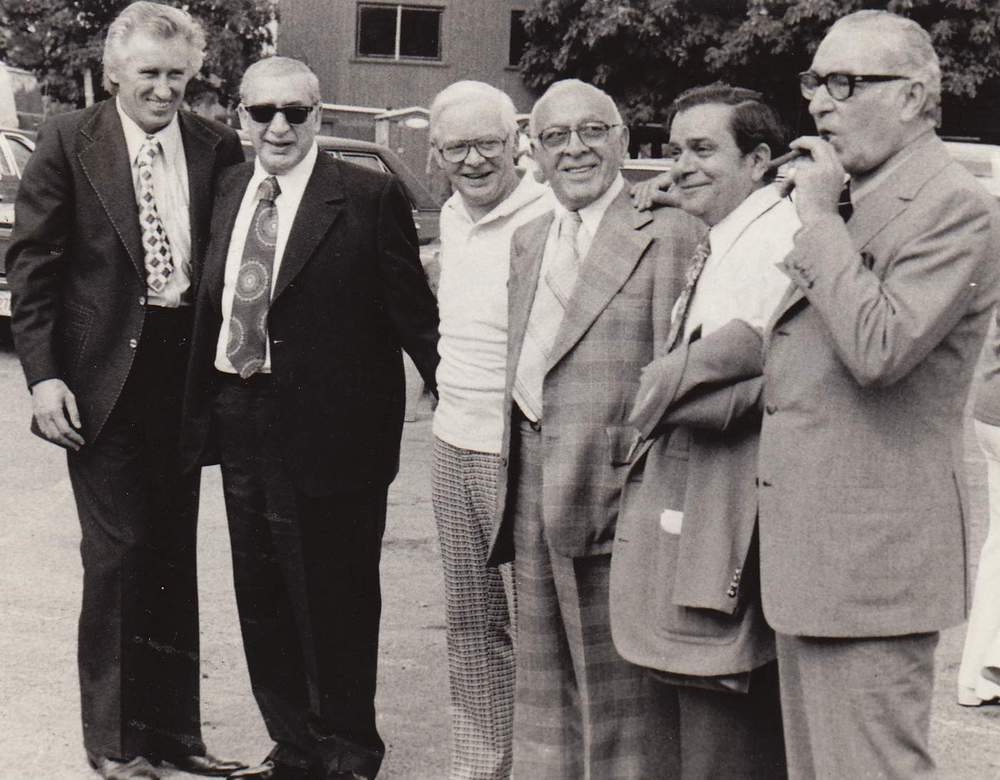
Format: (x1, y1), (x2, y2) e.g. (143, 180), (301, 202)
(488, 190), (702, 563)
(758, 133), (1000, 637)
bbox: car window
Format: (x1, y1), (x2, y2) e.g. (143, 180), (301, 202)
(6, 134), (32, 175)
(340, 152), (390, 175)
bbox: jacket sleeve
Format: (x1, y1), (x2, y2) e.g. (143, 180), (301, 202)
(375, 175), (440, 394)
(7, 118), (72, 387)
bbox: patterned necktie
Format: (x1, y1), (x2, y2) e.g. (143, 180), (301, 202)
(227, 176), (281, 379)
(136, 135), (174, 293)
(666, 236), (712, 352)
(513, 210), (584, 421)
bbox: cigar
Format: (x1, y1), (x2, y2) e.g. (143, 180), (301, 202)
(768, 149), (807, 171)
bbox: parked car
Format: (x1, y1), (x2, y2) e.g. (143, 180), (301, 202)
(0, 126), (36, 318)
(239, 131), (442, 248)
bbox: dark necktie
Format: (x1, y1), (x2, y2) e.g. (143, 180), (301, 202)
(838, 181), (853, 222)
(666, 236), (712, 352)
(227, 176), (281, 379)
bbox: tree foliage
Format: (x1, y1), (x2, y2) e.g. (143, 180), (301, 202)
(0, 0), (278, 108)
(519, 0), (1000, 134)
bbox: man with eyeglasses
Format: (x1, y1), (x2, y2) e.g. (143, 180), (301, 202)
(486, 78), (702, 778)
(427, 80), (552, 780)
(181, 56), (440, 780)
(757, 11), (1000, 777)
(7, 3), (245, 777)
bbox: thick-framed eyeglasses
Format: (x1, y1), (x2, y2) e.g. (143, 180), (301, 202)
(438, 137), (507, 164)
(244, 104), (316, 125)
(799, 71), (908, 101)
(536, 122), (621, 151)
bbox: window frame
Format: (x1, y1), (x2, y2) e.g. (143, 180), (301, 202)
(356, 2), (443, 62)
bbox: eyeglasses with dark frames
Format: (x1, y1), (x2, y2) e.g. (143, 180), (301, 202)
(438, 137), (507, 164)
(535, 122), (621, 151)
(799, 71), (908, 101)
(244, 104), (316, 125)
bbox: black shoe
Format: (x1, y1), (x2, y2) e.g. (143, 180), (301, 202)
(163, 752), (248, 777)
(228, 759), (316, 780)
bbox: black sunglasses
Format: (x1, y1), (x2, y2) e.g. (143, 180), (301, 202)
(244, 104), (316, 125)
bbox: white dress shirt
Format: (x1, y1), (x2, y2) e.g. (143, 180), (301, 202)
(434, 173), (553, 453)
(215, 143), (319, 374)
(117, 99), (191, 307)
(682, 183), (800, 340)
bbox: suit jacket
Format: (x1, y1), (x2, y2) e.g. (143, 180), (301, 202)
(181, 153), (440, 496)
(488, 190), (702, 563)
(7, 98), (244, 442)
(611, 320), (773, 678)
(758, 133), (1000, 637)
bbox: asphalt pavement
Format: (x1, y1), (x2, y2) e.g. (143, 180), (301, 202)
(0, 335), (998, 778)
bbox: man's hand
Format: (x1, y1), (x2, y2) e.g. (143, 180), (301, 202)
(31, 378), (85, 450)
(630, 172), (678, 211)
(778, 136), (846, 226)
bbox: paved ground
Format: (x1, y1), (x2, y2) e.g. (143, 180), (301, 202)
(1, 335), (999, 778)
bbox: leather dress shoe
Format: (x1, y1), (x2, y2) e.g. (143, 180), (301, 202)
(163, 752), (248, 776)
(87, 753), (160, 779)
(228, 759), (315, 780)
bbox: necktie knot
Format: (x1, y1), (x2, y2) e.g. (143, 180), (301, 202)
(257, 176), (281, 203)
(138, 136), (160, 167)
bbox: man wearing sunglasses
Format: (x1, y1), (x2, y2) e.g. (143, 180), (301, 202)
(759, 10), (1000, 777)
(7, 3), (245, 778)
(486, 78), (703, 778)
(181, 56), (440, 780)
(427, 80), (552, 780)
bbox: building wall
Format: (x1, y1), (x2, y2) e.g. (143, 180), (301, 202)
(278, 0), (537, 113)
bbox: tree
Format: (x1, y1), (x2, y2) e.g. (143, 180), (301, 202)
(518, 0), (1000, 138)
(0, 0), (278, 110)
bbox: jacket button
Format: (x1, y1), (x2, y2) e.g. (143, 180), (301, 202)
(765, 404), (776, 415)
(727, 587), (737, 598)
(761, 479), (772, 487)
(129, 338), (138, 349)
(138, 296), (146, 305)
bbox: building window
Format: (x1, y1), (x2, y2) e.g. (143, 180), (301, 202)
(509, 10), (527, 67)
(357, 3), (442, 61)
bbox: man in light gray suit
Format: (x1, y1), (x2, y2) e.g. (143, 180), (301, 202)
(761, 11), (1000, 776)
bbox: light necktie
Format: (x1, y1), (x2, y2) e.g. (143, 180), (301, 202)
(136, 135), (174, 293)
(227, 176), (281, 379)
(513, 209), (584, 421)
(666, 236), (712, 352)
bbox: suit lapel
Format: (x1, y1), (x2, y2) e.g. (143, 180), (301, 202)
(547, 190), (651, 370)
(205, 165), (254, 312)
(272, 154), (345, 303)
(506, 212), (555, 379)
(773, 134), (953, 326)
(78, 100), (144, 280)
(179, 112), (223, 281)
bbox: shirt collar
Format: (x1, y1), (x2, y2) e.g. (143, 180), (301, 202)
(250, 142), (319, 194)
(445, 170), (550, 227)
(558, 173), (624, 237)
(116, 97), (182, 165)
(708, 184), (784, 259)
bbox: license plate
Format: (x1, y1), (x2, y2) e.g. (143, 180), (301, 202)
(0, 289), (10, 317)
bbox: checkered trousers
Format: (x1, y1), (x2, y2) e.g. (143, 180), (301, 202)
(432, 437), (517, 780)
(510, 421), (680, 779)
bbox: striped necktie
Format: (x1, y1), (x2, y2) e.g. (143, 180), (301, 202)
(666, 236), (712, 352)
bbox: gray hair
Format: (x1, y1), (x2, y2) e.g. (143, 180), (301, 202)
(830, 10), (941, 125)
(102, 2), (206, 92)
(239, 57), (322, 104)
(529, 79), (624, 136)
(429, 80), (518, 143)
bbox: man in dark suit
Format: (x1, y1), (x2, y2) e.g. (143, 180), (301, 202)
(487, 79), (702, 778)
(181, 57), (439, 780)
(761, 10), (1000, 776)
(7, 3), (244, 778)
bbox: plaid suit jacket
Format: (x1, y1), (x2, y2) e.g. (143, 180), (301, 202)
(489, 190), (703, 563)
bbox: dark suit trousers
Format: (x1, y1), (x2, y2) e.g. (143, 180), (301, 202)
(66, 307), (203, 761)
(775, 631), (938, 779)
(213, 377), (387, 779)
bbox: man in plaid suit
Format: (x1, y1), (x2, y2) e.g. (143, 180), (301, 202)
(487, 79), (703, 778)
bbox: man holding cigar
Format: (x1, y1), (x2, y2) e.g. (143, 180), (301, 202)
(760, 10), (1000, 776)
